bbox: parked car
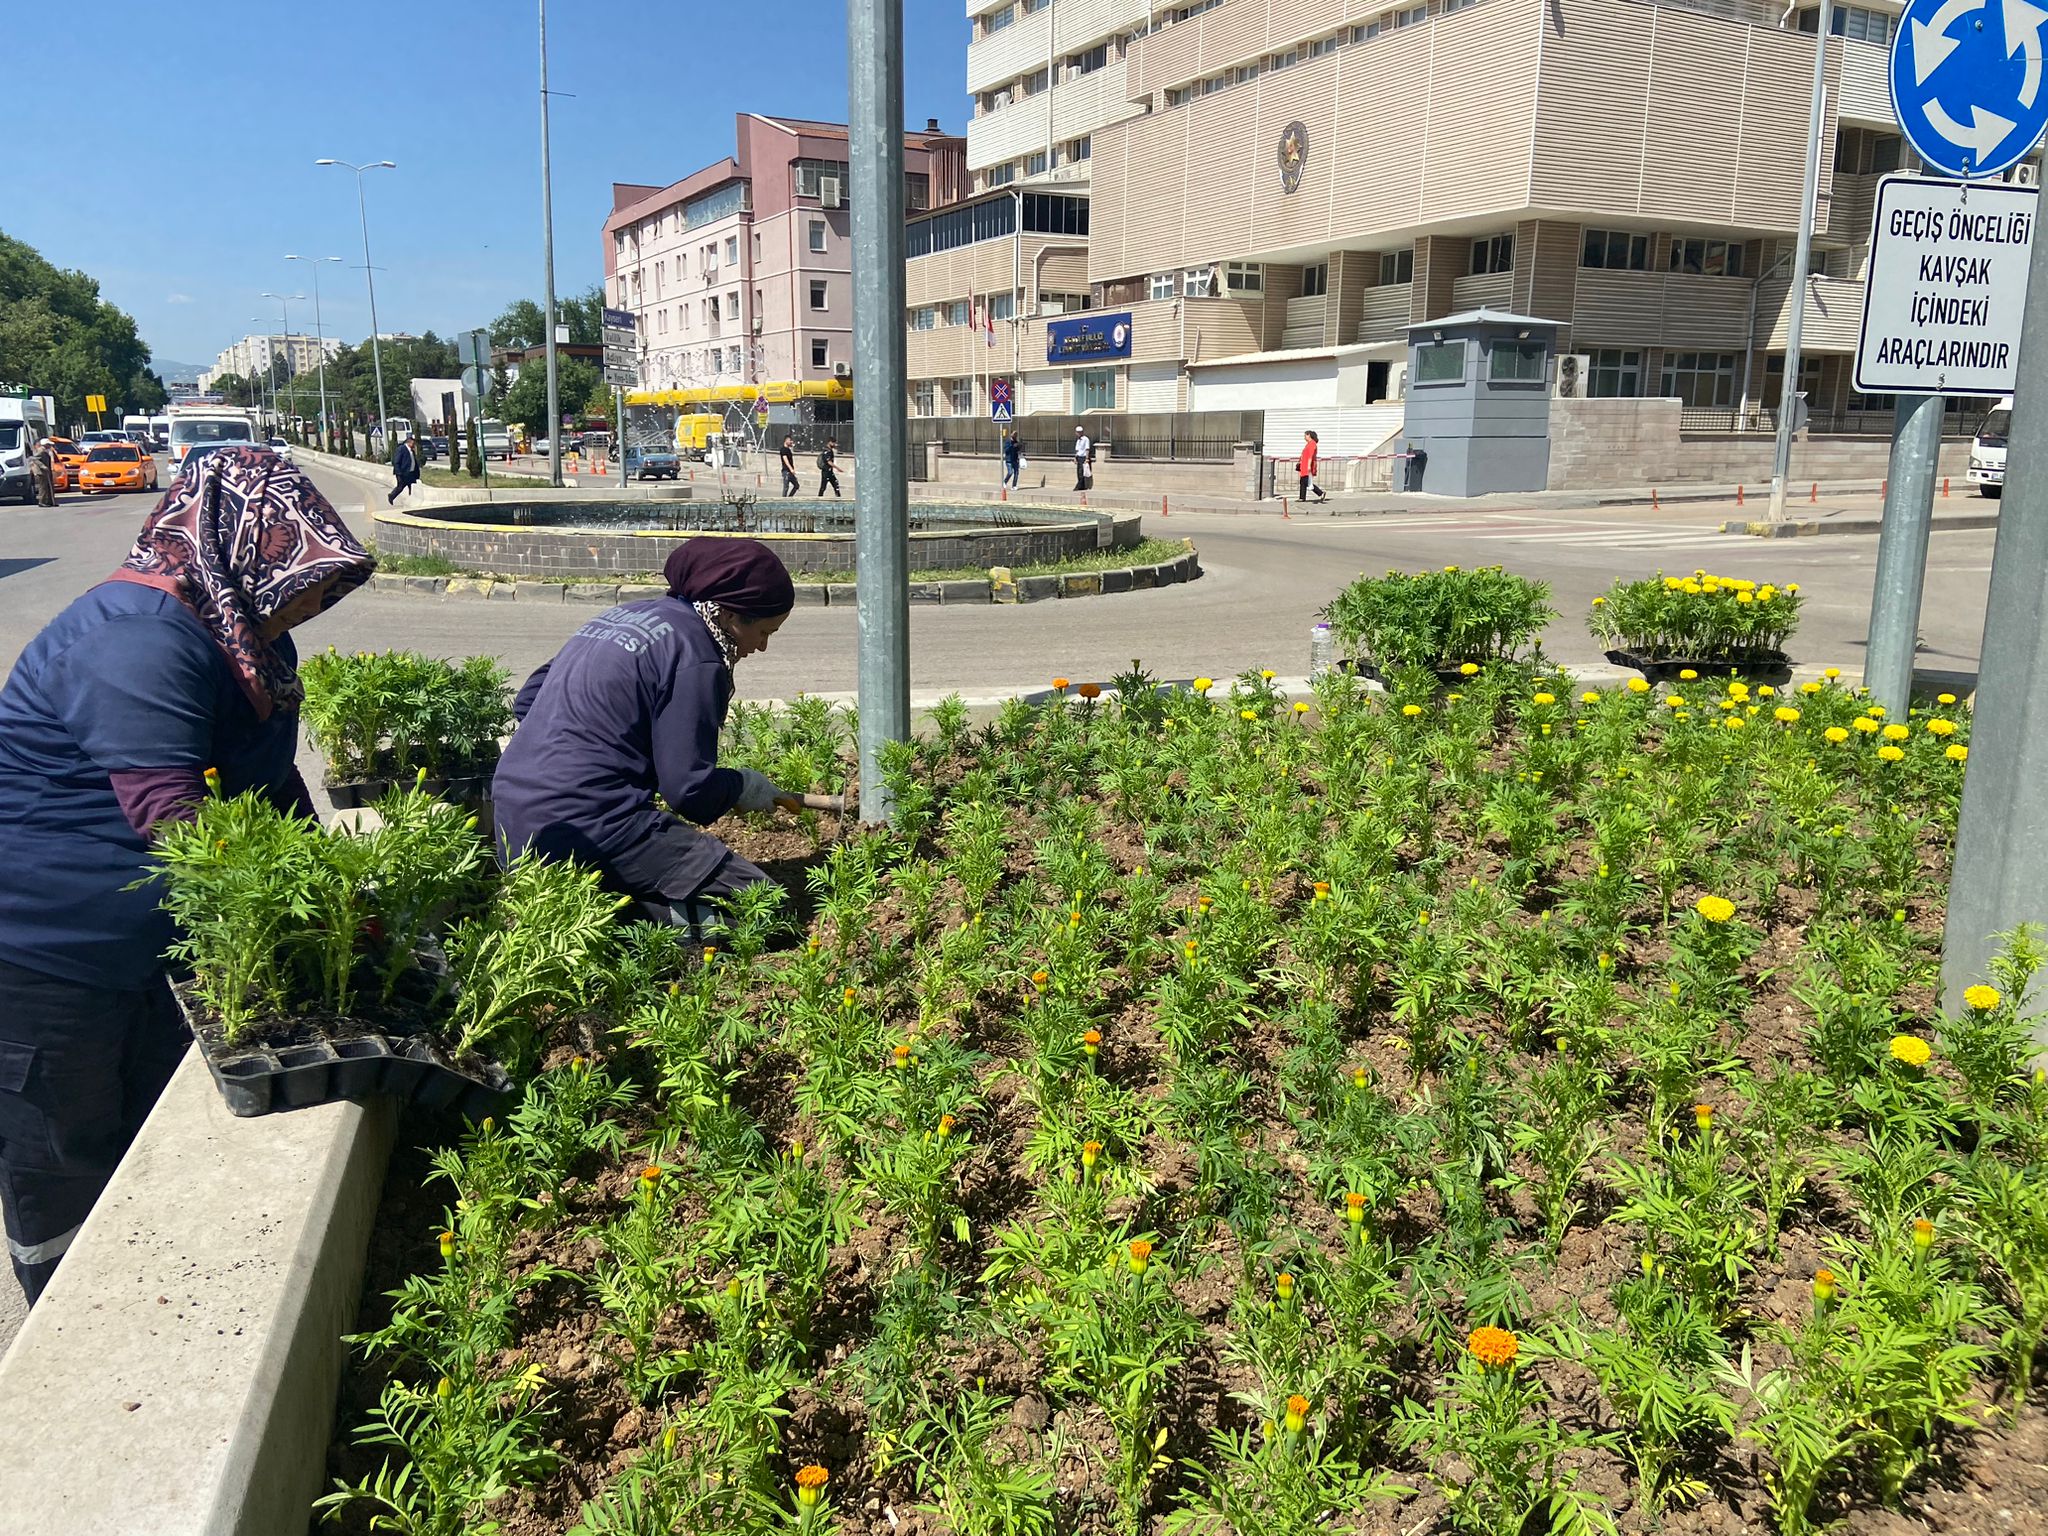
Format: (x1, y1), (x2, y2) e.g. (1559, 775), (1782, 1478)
(78, 441), (161, 493)
(426, 435), (450, 460)
(265, 437), (295, 462)
(531, 435), (552, 458)
(624, 445), (681, 481)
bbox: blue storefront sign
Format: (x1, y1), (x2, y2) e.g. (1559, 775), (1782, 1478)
(1046, 311), (1133, 363)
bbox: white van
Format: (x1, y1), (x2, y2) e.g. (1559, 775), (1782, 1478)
(1970, 396), (2014, 498)
(168, 408), (258, 469)
(0, 395), (51, 503)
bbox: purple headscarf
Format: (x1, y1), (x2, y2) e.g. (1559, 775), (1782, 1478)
(663, 538), (795, 618)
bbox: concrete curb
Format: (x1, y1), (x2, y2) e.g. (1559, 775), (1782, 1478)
(364, 549), (1203, 605)
(0, 1050), (395, 1536)
(1722, 512), (2002, 538)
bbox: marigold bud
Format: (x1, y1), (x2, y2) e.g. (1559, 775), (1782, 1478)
(438, 1229), (455, 1260)
(1082, 1140), (1102, 1170)
(1344, 1191), (1367, 1226)
(1082, 1029), (1102, 1057)
(1913, 1217), (1935, 1253)
(794, 1464), (830, 1508)
(1693, 1103), (1714, 1133)
(1284, 1394), (1309, 1434)
(1276, 1271), (1296, 1302)
(936, 1114), (956, 1140)
(1813, 1268), (1837, 1307)
(1127, 1238), (1153, 1275)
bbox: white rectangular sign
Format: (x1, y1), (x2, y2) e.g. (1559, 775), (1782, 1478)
(1855, 175), (2037, 397)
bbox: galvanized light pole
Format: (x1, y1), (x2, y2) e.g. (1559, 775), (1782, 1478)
(1767, 0), (1831, 524)
(316, 158), (397, 454)
(1861, 392), (1943, 715)
(286, 255), (343, 444)
(1941, 188), (2048, 1032)
(539, 0), (563, 489)
(849, 0), (910, 822)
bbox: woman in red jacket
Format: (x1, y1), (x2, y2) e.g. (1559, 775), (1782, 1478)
(1296, 430), (1329, 503)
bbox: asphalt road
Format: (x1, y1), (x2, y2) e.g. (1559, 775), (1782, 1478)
(0, 455), (2000, 700)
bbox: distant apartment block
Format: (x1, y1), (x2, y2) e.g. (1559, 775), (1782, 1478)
(602, 113), (967, 393)
(199, 332), (342, 391)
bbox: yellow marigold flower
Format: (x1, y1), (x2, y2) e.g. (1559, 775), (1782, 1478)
(1240, 708), (1258, 721)
(1695, 894), (1736, 923)
(1881, 722), (1910, 742)
(1345, 1191), (1367, 1225)
(795, 1465), (830, 1507)
(1664, 695), (1686, 709)
(1459, 661), (1479, 676)
(1192, 677), (1214, 693)
(1889, 1034), (1932, 1067)
(1854, 716), (1880, 734)
(1964, 984), (2002, 1012)
(1728, 682), (1749, 701)
(1533, 692), (1555, 705)
(1737, 591), (1755, 604)
(1867, 704), (1887, 718)
(1693, 1103), (1714, 1132)
(1913, 1217), (1935, 1253)
(1824, 726), (1849, 744)
(1947, 743), (1969, 761)
(1679, 669), (1699, 681)
(1926, 718), (1957, 737)
(1824, 667), (1841, 679)
(1468, 1326), (1519, 1370)
(1813, 1268), (1837, 1305)
(1775, 707), (1800, 723)
(1276, 1271), (1296, 1302)
(1260, 668), (1276, 681)
(1350, 1065), (1368, 1089)
(1284, 1394), (1310, 1434)
(1082, 1140), (1102, 1170)
(1082, 1029), (1101, 1057)
(1877, 744), (1905, 762)
(1591, 596), (1606, 606)
(1627, 677), (1650, 693)
(1581, 690), (1600, 703)
(1786, 582), (1799, 593)
(1127, 1239), (1154, 1275)
(1292, 700), (1310, 714)
(1724, 716), (1745, 729)
(639, 1165), (663, 1186)
(1801, 681), (1822, 694)
(1402, 703), (1423, 717)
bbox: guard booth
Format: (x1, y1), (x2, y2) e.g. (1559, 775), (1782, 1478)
(1399, 309), (1560, 496)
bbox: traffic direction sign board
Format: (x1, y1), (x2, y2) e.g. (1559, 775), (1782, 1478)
(1891, 0), (2048, 178)
(1855, 173), (2038, 394)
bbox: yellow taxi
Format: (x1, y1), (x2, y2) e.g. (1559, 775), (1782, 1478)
(47, 437), (89, 482)
(78, 440), (162, 494)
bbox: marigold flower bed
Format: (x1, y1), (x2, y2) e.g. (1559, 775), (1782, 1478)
(323, 663), (2048, 1536)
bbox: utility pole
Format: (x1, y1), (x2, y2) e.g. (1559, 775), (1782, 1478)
(316, 158), (396, 455)
(849, 0), (910, 823)
(1767, 0), (1830, 524)
(539, 0), (563, 489)
(1941, 192), (2048, 1030)
(287, 254), (343, 446)
(1861, 392), (1942, 715)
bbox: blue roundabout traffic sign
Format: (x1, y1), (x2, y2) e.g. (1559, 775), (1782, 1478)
(1891, 0), (2048, 178)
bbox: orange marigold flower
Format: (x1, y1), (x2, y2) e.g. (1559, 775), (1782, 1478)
(1082, 1029), (1102, 1056)
(1127, 1239), (1154, 1275)
(1312, 880), (1331, 900)
(892, 1043), (911, 1068)
(640, 1165), (663, 1185)
(1276, 1271), (1296, 1301)
(1051, 677), (1070, 692)
(1031, 968), (1050, 988)
(1467, 1326), (1519, 1369)
(1077, 682), (1102, 700)
(437, 1229), (455, 1259)
(794, 1465), (830, 1507)
(937, 1114), (956, 1140)
(1081, 1140), (1102, 1169)
(1284, 1394), (1310, 1434)
(1813, 1268), (1837, 1305)
(1913, 1217), (1935, 1251)
(1693, 1103), (1714, 1132)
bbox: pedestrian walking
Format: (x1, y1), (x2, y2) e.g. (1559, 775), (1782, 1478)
(387, 435), (420, 505)
(31, 437), (57, 507)
(1072, 426), (1092, 492)
(1001, 429), (1022, 489)
(779, 434), (801, 498)
(816, 438), (841, 498)
(1297, 430), (1330, 503)
(0, 448), (373, 1303)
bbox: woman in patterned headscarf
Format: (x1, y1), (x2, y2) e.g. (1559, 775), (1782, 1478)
(0, 447), (372, 1305)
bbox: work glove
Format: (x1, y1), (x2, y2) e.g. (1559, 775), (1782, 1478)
(733, 767), (785, 814)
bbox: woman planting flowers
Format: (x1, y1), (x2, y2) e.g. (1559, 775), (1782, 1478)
(0, 449), (370, 1303)
(493, 539), (801, 936)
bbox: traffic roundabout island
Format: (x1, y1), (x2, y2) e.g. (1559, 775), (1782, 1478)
(368, 498), (1199, 604)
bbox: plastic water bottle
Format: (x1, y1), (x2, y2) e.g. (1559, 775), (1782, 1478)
(1310, 622), (1335, 678)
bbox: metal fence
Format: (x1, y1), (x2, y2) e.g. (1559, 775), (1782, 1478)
(1679, 403), (1995, 436)
(905, 411), (1262, 465)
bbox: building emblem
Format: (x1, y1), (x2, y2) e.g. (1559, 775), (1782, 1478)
(1277, 122), (1308, 194)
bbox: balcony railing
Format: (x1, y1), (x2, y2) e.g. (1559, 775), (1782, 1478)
(1678, 404), (1987, 434)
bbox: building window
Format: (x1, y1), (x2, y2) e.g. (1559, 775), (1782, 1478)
(987, 161), (1017, 187)
(709, 296), (721, 322)
(949, 378), (975, 413)
(1232, 63), (1260, 85)
(1301, 262), (1329, 297)
(1039, 290), (1091, 313)
(1668, 237), (1745, 277)
(793, 158), (851, 197)
(1470, 233), (1515, 274)
(1026, 151), (1048, 176)
(1354, 6), (1426, 41)
(947, 299), (971, 325)
(725, 236), (739, 265)
(1165, 87), (1188, 107)
(1021, 192), (1088, 235)
(983, 2), (1014, 33)
(1063, 135), (1092, 164)
(1022, 67), (1050, 96)
(1660, 351), (1740, 407)
(1589, 349), (1643, 397)
(811, 280), (829, 311)
(1797, 3), (1894, 42)
(728, 345), (742, 374)
(989, 291), (1016, 320)
(911, 306), (938, 330)
(811, 339), (829, 369)
(1183, 265), (1214, 297)
(1415, 340), (1467, 385)
(1488, 341), (1547, 383)
(906, 173), (931, 210)
(1225, 261), (1264, 294)
(1269, 48), (1298, 71)
(1441, 0), (1480, 12)
(810, 219), (828, 253)
(1066, 44), (1109, 76)
(1379, 249), (1414, 284)
(1150, 272), (1178, 301)
(913, 381), (936, 415)
(1074, 367), (1117, 411)
(1581, 229), (1650, 270)
(1306, 31), (1342, 58)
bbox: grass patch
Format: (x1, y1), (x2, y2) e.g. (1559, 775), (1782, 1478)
(789, 536), (1192, 584)
(416, 465), (547, 489)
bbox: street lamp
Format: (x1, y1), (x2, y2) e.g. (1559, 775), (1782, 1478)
(248, 317), (275, 428)
(287, 255), (343, 445)
(260, 292), (305, 437)
(316, 157), (396, 453)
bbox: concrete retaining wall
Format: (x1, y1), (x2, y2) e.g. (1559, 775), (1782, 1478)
(0, 1051), (395, 1535)
(1544, 399), (1972, 488)
(372, 507), (1140, 579)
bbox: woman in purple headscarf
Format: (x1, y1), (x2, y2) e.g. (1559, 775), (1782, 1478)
(491, 537), (798, 930)
(0, 447), (373, 1303)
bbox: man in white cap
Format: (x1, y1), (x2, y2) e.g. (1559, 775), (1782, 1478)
(1072, 425), (1092, 492)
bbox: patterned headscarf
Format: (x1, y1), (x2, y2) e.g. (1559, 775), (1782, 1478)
(112, 447), (374, 718)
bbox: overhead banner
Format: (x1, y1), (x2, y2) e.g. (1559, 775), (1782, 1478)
(1046, 311), (1133, 364)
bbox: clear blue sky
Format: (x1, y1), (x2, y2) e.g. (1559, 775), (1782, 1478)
(11, 0), (968, 371)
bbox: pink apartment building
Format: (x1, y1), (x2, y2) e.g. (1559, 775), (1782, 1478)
(603, 112), (967, 393)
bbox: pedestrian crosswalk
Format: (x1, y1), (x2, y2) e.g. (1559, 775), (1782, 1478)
(1323, 512), (1749, 554)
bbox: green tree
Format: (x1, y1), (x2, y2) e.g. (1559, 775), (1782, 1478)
(488, 286), (603, 351)
(466, 417), (482, 479)
(0, 231), (168, 424)
(498, 354), (601, 435)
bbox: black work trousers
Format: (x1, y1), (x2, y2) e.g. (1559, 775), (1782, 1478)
(817, 467), (841, 497)
(0, 959), (189, 1303)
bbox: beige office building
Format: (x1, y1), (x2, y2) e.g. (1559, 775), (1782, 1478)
(913, 0), (2033, 453)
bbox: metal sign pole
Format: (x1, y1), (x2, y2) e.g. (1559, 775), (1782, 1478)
(1941, 199), (2048, 1027)
(849, 0), (910, 825)
(1861, 392), (1944, 714)
(1769, 0), (1831, 524)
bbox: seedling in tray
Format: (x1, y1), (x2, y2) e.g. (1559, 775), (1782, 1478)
(300, 648), (513, 803)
